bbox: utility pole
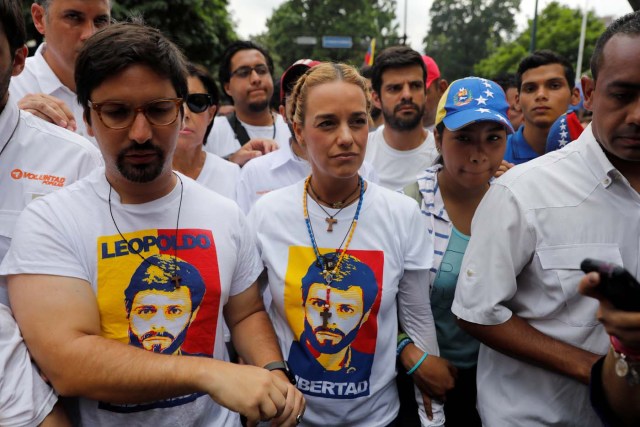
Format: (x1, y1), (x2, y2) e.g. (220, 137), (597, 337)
(576, 0), (589, 82)
(529, 0), (539, 52)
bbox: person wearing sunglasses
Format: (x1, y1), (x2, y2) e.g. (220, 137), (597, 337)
(173, 63), (239, 200)
(205, 41), (291, 167)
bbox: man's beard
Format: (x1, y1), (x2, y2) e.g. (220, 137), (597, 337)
(116, 140), (166, 183)
(248, 99), (270, 113)
(382, 100), (424, 131)
(303, 318), (361, 355)
(129, 326), (189, 355)
(0, 62), (13, 109)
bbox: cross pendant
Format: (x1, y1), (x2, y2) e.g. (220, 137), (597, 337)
(325, 217), (337, 232)
(321, 309), (332, 328)
(170, 274), (182, 289)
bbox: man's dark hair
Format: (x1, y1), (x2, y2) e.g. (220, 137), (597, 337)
(0, 0), (26, 56)
(590, 11), (640, 81)
(493, 73), (518, 94)
(360, 64), (373, 80)
(186, 62), (219, 144)
(75, 21), (188, 125)
(370, 46), (426, 95)
(218, 40), (274, 87)
(516, 50), (575, 91)
(301, 253), (379, 316)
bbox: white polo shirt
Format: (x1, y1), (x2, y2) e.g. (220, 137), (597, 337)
(0, 100), (102, 304)
(365, 125), (438, 191)
(10, 43), (95, 145)
(236, 142), (378, 214)
(0, 304), (57, 426)
(452, 125), (638, 426)
(204, 114), (291, 158)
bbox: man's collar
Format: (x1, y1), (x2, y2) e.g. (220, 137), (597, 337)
(0, 99), (20, 153)
(31, 43), (73, 96)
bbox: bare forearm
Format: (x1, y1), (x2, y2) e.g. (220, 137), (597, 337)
(601, 349), (640, 425)
(40, 333), (221, 403)
(458, 315), (600, 384)
(231, 309), (284, 367)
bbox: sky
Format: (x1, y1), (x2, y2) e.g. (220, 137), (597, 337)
(228, 0), (634, 52)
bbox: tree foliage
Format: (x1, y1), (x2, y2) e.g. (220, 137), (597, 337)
(261, 0), (400, 73)
(474, 2), (606, 79)
(111, 0), (236, 70)
(22, 1), (237, 71)
(423, 0), (521, 81)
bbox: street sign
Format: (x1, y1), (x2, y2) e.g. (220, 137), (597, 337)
(295, 36), (317, 45)
(322, 36), (353, 49)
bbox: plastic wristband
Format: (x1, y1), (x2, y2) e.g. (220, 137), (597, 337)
(397, 332), (410, 345)
(407, 352), (428, 375)
(397, 337), (413, 357)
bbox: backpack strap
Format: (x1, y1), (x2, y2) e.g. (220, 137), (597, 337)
(226, 112), (252, 146)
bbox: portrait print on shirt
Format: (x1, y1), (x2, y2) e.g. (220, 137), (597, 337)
(285, 247), (383, 399)
(96, 229), (222, 412)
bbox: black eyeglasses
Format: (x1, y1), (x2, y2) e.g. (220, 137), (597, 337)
(230, 64), (270, 79)
(186, 93), (213, 113)
(88, 98), (183, 130)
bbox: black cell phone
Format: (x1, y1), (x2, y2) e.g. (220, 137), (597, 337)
(580, 258), (640, 312)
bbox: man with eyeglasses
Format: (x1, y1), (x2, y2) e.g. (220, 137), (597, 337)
(10, 0), (111, 143)
(204, 41), (291, 167)
(1, 22), (305, 426)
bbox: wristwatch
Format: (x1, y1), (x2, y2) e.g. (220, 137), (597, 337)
(264, 360), (296, 385)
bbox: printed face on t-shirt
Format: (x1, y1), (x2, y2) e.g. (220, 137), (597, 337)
(304, 282), (365, 353)
(129, 286), (194, 353)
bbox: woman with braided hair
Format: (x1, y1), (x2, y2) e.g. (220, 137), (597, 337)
(248, 62), (453, 426)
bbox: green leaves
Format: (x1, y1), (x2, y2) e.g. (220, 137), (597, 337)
(473, 2), (606, 79)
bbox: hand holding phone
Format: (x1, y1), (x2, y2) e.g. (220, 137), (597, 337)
(580, 258), (640, 312)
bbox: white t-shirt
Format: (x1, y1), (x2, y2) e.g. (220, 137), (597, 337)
(248, 181), (443, 427)
(196, 152), (240, 200)
(0, 304), (57, 427)
(10, 43), (96, 145)
(0, 170), (263, 426)
(452, 125), (632, 426)
(204, 114), (291, 158)
(0, 100), (102, 303)
(236, 143), (378, 214)
(365, 126), (438, 191)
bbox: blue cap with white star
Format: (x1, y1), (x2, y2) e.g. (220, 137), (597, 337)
(435, 76), (514, 134)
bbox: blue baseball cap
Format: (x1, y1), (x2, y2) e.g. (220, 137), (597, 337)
(435, 76), (514, 134)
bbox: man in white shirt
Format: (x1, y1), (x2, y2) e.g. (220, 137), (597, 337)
(366, 46), (438, 190)
(452, 11), (640, 426)
(10, 0), (110, 142)
(205, 41), (288, 166)
(0, 1), (101, 424)
(2, 21), (304, 426)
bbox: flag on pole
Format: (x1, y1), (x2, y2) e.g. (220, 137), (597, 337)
(364, 38), (376, 66)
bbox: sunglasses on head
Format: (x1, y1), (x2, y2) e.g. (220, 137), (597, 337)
(186, 93), (213, 113)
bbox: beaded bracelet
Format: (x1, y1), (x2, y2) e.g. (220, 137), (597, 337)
(397, 332), (410, 345)
(407, 352), (428, 375)
(397, 337), (413, 357)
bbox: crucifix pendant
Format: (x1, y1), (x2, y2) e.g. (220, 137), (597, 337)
(325, 217), (337, 232)
(170, 274), (182, 289)
(321, 308), (332, 328)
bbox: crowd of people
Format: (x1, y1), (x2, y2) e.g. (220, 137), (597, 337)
(0, 0), (639, 426)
